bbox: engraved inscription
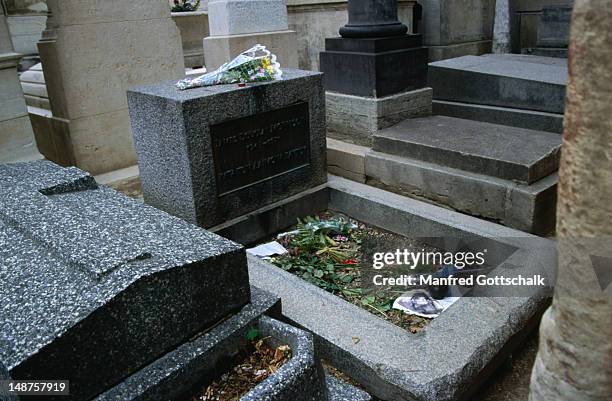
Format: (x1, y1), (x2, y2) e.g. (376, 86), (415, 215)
(211, 103), (310, 195)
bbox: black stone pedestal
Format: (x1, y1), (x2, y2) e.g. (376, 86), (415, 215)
(320, 34), (428, 98)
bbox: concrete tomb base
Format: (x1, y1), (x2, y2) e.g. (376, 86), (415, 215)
(319, 31), (430, 146)
(320, 35), (428, 98)
(326, 87), (432, 147)
(95, 288), (370, 401)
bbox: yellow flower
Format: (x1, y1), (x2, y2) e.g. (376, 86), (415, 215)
(261, 56), (271, 69)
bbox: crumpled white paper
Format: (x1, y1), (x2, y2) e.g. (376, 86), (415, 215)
(392, 290), (460, 318)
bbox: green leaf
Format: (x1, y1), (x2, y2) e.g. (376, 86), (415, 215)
(246, 327), (259, 341)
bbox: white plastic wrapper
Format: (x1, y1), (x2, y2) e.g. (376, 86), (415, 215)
(176, 44), (282, 90)
(246, 241), (288, 259)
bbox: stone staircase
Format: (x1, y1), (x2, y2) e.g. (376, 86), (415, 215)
(429, 54), (568, 134)
(364, 115), (562, 235)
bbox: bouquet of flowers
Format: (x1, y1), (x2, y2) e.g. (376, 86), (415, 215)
(171, 0), (200, 12)
(176, 45), (282, 90)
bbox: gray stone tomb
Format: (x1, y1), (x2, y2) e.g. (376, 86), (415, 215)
(127, 69), (327, 228)
(0, 161), (250, 401)
(0, 160), (369, 401)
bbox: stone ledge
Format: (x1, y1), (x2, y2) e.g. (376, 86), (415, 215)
(171, 10), (208, 17)
(433, 100), (564, 134)
(0, 52), (23, 69)
(327, 138), (368, 183)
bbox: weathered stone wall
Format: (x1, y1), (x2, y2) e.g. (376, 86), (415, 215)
(287, 0), (415, 71)
(529, 0), (612, 400)
(420, 0), (496, 60)
(4, 0), (46, 57)
(38, 0), (185, 175)
(0, 7), (41, 162)
(172, 11), (209, 67)
(514, 0), (574, 49)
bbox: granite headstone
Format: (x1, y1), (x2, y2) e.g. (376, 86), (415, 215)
(127, 69), (327, 228)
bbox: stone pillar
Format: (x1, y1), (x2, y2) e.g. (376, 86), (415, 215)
(172, 11), (210, 68)
(319, 0), (431, 145)
(0, 4), (42, 163)
(492, 0), (514, 53)
(36, 0), (184, 175)
(203, 0), (298, 71)
(529, 1), (612, 400)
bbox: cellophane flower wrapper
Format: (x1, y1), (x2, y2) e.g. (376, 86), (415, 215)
(176, 44), (282, 90)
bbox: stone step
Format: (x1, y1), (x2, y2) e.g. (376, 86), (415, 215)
(365, 151), (558, 235)
(428, 54), (568, 114)
(432, 100), (563, 134)
(372, 115), (562, 184)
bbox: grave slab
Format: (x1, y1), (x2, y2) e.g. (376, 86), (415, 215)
(127, 69), (327, 228)
(0, 161), (250, 401)
(429, 54), (568, 114)
(372, 115), (562, 184)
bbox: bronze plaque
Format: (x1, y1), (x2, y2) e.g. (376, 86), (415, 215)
(210, 102), (310, 196)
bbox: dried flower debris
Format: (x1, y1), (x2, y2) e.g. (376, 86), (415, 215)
(192, 337), (291, 401)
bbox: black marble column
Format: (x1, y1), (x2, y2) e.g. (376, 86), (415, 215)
(339, 0), (408, 38)
(319, 0), (428, 97)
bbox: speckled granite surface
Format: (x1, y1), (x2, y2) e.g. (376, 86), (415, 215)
(127, 69), (327, 228)
(95, 294), (370, 401)
(0, 161), (250, 401)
